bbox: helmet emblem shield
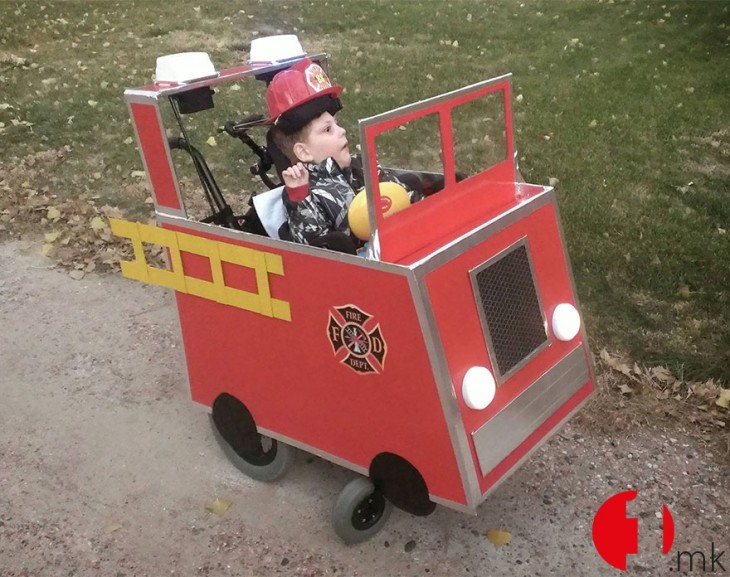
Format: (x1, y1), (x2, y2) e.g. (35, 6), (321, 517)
(305, 63), (332, 93)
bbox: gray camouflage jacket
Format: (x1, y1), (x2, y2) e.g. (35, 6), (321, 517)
(282, 154), (417, 245)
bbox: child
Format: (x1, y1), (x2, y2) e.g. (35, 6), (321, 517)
(265, 58), (419, 253)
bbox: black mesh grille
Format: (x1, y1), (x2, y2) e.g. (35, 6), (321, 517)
(474, 244), (547, 376)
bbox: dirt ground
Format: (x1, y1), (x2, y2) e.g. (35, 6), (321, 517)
(1, 238), (728, 577)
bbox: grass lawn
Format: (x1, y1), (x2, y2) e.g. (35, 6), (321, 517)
(1, 0), (729, 384)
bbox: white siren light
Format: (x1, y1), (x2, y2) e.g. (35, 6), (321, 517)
(249, 35), (306, 63)
(155, 52), (217, 83)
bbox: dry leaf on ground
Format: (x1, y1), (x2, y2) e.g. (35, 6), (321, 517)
(90, 216), (106, 231)
(103, 522), (122, 534)
(715, 388), (730, 409)
(486, 528), (512, 548)
(205, 497), (232, 516)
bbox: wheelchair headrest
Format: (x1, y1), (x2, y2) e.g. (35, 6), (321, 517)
(266, 128), (293, 181)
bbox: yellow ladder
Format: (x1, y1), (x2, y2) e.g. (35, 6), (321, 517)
(110, 219), (291, 321)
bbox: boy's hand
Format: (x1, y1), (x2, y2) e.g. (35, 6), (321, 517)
(282, 162), (309, 189)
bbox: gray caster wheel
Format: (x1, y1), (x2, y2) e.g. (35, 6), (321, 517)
(210, 394), (294, 482)
(332, 477), (392, 544)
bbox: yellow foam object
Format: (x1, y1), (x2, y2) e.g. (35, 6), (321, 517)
(348, 182), (410, 241)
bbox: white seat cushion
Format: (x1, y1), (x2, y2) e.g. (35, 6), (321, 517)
(251, 186), (287, 239)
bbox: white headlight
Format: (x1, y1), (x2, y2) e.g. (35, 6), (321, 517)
(462, 366), (496, 410)
(552, 303), (581, 341)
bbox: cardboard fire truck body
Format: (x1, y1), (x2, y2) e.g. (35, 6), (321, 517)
(115, 54), (594, 518)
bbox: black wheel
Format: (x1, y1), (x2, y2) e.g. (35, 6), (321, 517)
(210, 394), (294, 482)
(332, 477), (392, 544)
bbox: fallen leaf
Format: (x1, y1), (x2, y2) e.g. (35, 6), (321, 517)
(206, 136), (217, 147)
(650, 366), (675, 384)
(715, 388), (730, 409)
(103, 522), (122, 534)
(616, 363), (633, 378)
(90, 216), (106, 231)
(88, 99), (98, 107)
(620, 384), (633, 395)
(69, 270), (85, 280)
(692, 380), (721, 402)
(44, 231), (60, 243)
(486, 528), (512, 548)
(47, 207), (61, 220)
(677, 284), (691, 299)
(205, 498), (232, 515)
(41, 244), (54, 257)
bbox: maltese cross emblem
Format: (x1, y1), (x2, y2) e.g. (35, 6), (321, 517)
(327, 304), (387, 374)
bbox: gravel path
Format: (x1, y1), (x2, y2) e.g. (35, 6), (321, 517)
(1, 240), (727, 577)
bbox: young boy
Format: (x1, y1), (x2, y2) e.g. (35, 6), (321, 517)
(265, 58), (419, 253)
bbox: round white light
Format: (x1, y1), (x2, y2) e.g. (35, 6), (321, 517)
(552, 303), (581, 341)
(462, 366), (496, 410)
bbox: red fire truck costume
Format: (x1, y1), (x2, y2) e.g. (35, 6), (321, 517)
(111, 46), (595, 544)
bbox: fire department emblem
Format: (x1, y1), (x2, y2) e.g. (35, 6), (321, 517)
(327, 305), (387, 375)
(305, 63), (331, 92)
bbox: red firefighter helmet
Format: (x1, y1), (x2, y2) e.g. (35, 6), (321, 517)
(265, 58), (343, 127)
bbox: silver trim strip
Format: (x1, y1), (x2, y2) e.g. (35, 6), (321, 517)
(359, 73), (512, 129)
(358, 74), (512, 249)
(125, 99), (186, 214)
(429, 494), (474, 515)
(256, 425), (369, 477)
(124, 91), (159, 104)
(551, 196), (597, 383)
(154, 212), (411, 276)
(124, 53), (330, 99)
(409, 272), (483, 509)
(472, 345), (589, 477)
(475, 378), (593, 507)
(261, 424), (475, 513)
(409, 186), (553, 274)
(156, 207), (187, 219)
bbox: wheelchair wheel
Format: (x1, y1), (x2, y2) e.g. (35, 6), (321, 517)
(210, 394), (294, 482)
(332, 477), (392, 544)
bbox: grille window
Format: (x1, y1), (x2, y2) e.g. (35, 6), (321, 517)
(472, 243), (547, 377)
